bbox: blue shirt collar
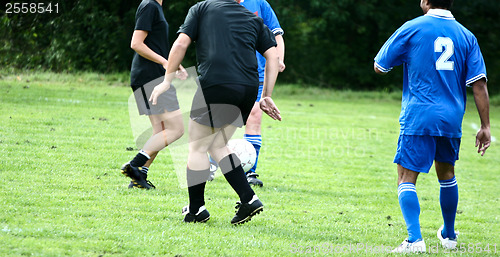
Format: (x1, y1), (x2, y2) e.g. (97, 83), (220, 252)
(425, 9), (455, 20)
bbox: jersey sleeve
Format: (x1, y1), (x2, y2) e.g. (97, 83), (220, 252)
(178, 4), (200, 41)
(465, 36), (487, 86)
(260, 0), (283, 36)
(256, 22), (277, 56)
(374, 24), (410, 73)
(135, 3), (157, 32)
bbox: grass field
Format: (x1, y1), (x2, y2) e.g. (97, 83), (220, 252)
(0, 72), (499, 256)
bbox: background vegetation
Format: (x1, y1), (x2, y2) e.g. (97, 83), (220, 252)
(1, 0), (499, 93)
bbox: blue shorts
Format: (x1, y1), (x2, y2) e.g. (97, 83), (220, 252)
(393, 135), (461, 173)
(255, 82), (264, 102)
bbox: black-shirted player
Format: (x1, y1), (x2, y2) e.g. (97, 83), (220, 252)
(121, 0), (187, 189)
(150, 0), (281, 224)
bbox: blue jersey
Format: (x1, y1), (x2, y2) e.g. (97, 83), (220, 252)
(240, 0), (283, 82)
(375, 9), (487, 138)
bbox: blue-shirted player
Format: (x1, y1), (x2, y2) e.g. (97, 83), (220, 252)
(374, 0), (491, 253)
(240, 0), (285, 187)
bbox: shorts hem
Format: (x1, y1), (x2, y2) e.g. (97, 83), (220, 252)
(434, 158), (457, 166)
(393, 160), (430, 174)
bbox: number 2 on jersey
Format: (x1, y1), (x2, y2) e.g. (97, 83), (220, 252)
(435, 37), (454, 71)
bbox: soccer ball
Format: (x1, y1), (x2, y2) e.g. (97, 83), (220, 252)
(227, 139), (257, 172)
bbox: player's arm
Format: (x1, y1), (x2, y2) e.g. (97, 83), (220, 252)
(259, 0), (285, 72)
(275, 34), (285, 72)
(373, 62), (387, 75)
(149, 33), (192, 105)
(131, 30), (168, 69)
(472, 78), (491, 156)
(260, 47), (281, 121)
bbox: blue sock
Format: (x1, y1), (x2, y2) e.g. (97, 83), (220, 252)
(439, 176), (458, 239)
(244, 134), (261, 174)
(398, 183), (422, 243)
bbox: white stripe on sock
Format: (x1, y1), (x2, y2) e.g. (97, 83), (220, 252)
(398, 184), (416, 197)
(248, 195), (259, 204)
(440, 182), (457, 188)
(439, 178), (457, 188)
(398, 188), (417, 197)
(139, 150), (151, 159)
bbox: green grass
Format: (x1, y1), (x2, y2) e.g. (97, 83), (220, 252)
(0, 72), (499, 256)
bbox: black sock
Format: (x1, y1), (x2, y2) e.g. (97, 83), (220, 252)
(220, 154), (254, 203)
(187, 168), (211, 214)
(130, 150), (150, 167)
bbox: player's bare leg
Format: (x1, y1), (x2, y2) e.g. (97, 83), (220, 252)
(397, 164), (419, 185)
(245, 103), (262, 136)
(435, 161), (454, 180)
(123, 109), (184, 189)
(143, 152), (158, 168)
(207, 126), (237, 164)
(185, 120), (261, 224)
(141, 111), (177, 169)
(392, 165), (425, 253)
(142, 109), (184, 155)
(182, 119), (219, 219)
(435, 161), (459, 249)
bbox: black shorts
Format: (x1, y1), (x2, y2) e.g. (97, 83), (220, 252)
(190, 84), (258, 128)
(132, 77), (180, 116)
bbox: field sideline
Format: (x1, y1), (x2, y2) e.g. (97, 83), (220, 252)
(0, 73), (498, 256)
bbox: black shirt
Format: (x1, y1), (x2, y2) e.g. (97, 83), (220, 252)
(178, 0), (277, 89)
(130, 0), (169, 87)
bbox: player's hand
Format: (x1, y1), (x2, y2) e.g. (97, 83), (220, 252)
(175, 65), (188, 80)
(278, 59), (286, 72)
(475, 127), (491, 156)
(149, 81), (170, 105)
(259, 97), (281, 121)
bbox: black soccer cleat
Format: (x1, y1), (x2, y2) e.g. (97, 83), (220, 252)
(128, 180), (155, 189)
(246, 172), (263, 187)
(231, 195), (264, 225)
(182, 205), (210, 223)
(121, 162), (155, 189)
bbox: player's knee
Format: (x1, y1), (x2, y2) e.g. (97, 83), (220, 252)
(166, 122), (185, 141)
(208, 146), (230, 163)
(436, 167), (455, 180)
(190, 143), (210, 155)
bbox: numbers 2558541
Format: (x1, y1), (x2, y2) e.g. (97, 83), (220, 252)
(5, 3), (59, 14)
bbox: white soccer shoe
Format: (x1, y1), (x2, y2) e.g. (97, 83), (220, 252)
(392, 238), (426, 253)
(437, 225), (459, 250)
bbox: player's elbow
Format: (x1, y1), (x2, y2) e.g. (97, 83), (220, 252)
(130, 41), (140, 51)
(173, 40), (189, 51)
(263, 47), (279, 62)
(173, 33), (192, 51)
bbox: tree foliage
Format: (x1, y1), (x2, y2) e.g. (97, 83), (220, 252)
(1, 0), (498, 93)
